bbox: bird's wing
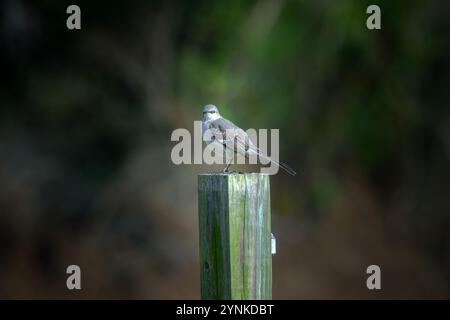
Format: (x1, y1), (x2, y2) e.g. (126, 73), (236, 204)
(209, 118), (256, 157)
(207, 118), (297, 176)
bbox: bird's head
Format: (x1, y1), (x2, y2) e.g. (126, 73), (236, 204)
(202, 104), (220, 121)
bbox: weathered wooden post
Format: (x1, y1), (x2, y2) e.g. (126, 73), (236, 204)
(198, 173), (272, 299)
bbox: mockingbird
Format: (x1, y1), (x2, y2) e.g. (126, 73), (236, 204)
(201, 104), (296, 176)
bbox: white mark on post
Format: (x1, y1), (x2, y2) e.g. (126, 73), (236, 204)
(271, 233), (276, 255)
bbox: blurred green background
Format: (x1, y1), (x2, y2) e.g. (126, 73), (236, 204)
(0, 0), (449, 298)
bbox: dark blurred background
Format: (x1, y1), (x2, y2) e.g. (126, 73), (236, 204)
(0, 0), (449, 299)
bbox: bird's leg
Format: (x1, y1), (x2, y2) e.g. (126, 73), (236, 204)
(222, 157), (233, 173)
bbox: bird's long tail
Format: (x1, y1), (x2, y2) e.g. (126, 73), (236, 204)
(271, 158), (297, 176)
(257, 153), (297, 176)
(236, 138), (297, 176)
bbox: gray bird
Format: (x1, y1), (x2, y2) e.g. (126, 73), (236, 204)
(201, 104), (296, 175)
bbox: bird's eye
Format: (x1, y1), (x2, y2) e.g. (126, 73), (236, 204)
(209, 111), (215, 114)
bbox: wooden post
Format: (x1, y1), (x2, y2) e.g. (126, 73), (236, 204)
(198, 173), (272, 299)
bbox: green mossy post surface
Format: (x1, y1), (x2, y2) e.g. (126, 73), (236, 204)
(198, 173), (272, 299)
